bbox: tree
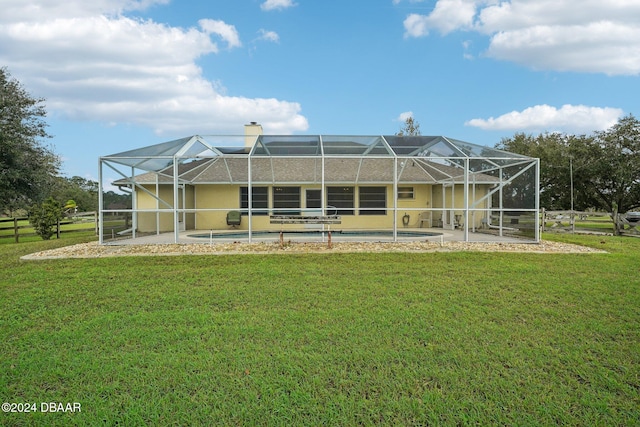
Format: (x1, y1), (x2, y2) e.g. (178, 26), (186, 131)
(0, 67), (59, 215)
(497, 132), (579, 210)
(51, 176), (99, 213)
(103, 190), (132, 209)
(396, 116), (421, 136)
(63, 199), (77, 214)
(579, 114), (640, 233)
(29, 197), (63, 240)
(498, 115), (640, 234)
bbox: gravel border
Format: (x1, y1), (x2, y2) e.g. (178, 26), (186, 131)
(20, 240), (606, 260)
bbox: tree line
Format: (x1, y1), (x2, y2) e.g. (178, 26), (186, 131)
(498, 115), (640, 232)
(2, 67), (639, 236)
(1, 68), (129, 220)
(398, 113), (640, 234)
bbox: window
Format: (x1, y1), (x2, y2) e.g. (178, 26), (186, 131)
(327, 187), (354, 215)
(397, 186), (414, 199)
(306, 189), (322, 210)
(240, 187), (268, 215)
(273, 187), (300, 215)
(359, 187), (387, 215)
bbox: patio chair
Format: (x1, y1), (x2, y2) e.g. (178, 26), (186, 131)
(418, 211), (432, 228)
(226, 211), (241, 227)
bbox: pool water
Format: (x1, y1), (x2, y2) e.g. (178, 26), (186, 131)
(188, 229), (441, 240)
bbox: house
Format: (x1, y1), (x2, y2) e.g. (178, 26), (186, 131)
(99, 123), (539, 243)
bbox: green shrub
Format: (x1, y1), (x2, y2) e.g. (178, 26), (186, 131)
(28, 197), (63, 240)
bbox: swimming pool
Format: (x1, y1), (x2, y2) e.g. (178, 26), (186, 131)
(187, 229), (442, 241)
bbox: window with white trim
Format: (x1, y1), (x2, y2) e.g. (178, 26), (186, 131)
(397, 186), (414, 199)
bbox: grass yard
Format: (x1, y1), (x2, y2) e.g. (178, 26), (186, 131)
(1, 233), (639, 426)
(0, 218), (97, 244)
(543, 215), (616, 234)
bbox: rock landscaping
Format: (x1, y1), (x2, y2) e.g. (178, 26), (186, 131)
(21, 239), (605, 260)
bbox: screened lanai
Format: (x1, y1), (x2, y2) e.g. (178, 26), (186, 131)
(99, 130), (540, 244)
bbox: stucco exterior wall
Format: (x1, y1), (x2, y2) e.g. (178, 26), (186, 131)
(135, 184), (195, 233)
(135, 184), (174, 233)
(194, 184), (241, 230)
(132, 182), (490, 233)
(431, 184), (490, 228)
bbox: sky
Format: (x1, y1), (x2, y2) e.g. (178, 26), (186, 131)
(1, 0), (639, 184)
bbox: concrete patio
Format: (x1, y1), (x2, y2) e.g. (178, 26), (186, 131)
(104, 227), (536, 246)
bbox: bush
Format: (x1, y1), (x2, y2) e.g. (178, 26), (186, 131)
(29, 197), (63, 240)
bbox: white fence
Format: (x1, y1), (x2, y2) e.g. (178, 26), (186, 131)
(541, 209), (639, 236)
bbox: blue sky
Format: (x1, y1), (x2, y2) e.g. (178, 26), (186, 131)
(1, 0), (639, 184)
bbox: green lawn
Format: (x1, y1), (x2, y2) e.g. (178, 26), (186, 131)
(543, 215), (616, 233)
(1, 234), (639, 426)
(0, 218), (97, 243)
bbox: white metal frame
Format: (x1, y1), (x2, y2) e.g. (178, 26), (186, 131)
(98, 135), (539, 244)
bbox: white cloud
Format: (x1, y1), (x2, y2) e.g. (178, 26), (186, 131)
(402, 0), (640, 75)
(0, 0), (170, 22)
(199, 19), (242, 49)
(261, 0), (297, 12)
(465, 104), (624, 134)
(462, 40), (474, 60)
(397, 111), (414, 122)
(486, 21), (640, 75)
(257, 29), (280, 43)
(404, 0), (477, 37)
(0, 1), (308, 135)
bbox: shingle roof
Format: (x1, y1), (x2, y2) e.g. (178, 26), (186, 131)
(108, 135), (526, 186)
